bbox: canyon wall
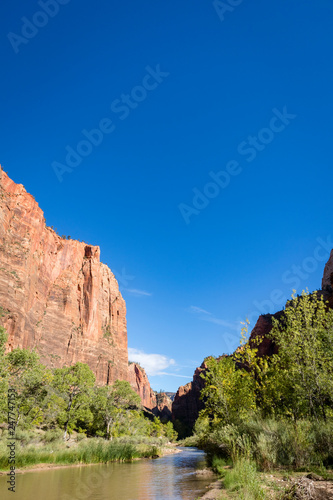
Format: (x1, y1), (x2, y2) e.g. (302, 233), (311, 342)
(0, 167), (129, 386)
(322, 249), (333, 290)
(0, 168), (168, 411)
(153, 392), (173, 421)
(172, 362), (206, 430)
(128, 363), (157, 410)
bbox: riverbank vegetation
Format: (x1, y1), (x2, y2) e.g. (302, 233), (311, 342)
(0, 429), (167, 470)
(0, 324), (177, 470)
(190, 291), (333, 499)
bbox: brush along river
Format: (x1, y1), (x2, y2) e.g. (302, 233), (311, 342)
(0, 447), (215, 499)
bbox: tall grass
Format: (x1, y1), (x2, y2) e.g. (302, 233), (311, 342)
(0, 436), (161, 470)
(202, 418), (333, 499)
(204, 417), (333, 470)
(223, 458), (267, 500)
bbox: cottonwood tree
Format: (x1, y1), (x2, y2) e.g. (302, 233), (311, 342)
(93, 380), (141, 440)
(52, 362), (95, 440)
(6, 348), (52, 427)
(268, 290), (333, 421)
(200, 355), (257, 426)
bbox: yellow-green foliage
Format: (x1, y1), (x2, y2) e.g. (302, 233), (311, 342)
(267, 290), (333, 421)
(200, 347), (257, 425)
(194, 291), (333, 473)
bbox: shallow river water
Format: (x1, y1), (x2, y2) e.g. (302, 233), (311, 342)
(0, 447), (214, 500)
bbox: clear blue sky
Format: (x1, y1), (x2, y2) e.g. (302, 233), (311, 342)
(1, 1), (333, 392)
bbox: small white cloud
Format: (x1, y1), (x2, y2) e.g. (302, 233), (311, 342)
(155, 372), (192, 379)
(128, 348), (175, 376)
(202, 316), (239, 329)
(189, 306), (212, 315)
(124, 289), (152, 297)
(189, 305), (239, 331)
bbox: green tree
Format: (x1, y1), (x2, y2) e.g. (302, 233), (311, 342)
(163, 421), (178, 441)
(6, 348), (52, 427)
(93, 380), (141, 440)
(268, 290), (333, 421)
(193, 413), (210, 440)
(0, 327), (8, 421)
(52, 362), (95, 440)
(200, 355), (256, 425)
(149, 416), (164, 437)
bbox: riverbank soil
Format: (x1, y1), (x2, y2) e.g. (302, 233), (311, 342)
(199, 480), (224, 499)
(264, 473), (333, 499)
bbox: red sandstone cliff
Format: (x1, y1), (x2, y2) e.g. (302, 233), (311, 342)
(153, 392), (173, 421)
(0, 167), (129, 385)
(128, 363), (157, 410)
(0, 167), (161, 410)
(172, 363), (206, 429)
(322, 249), (333, 290)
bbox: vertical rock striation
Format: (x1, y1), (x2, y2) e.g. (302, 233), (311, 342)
(128, 363), (157, 410)
(0, 167), (128, 385)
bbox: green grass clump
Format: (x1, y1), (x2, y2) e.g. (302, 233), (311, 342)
(223, 458), (267, 500)
(211, 455), (231, 476)
(76, 440), (139, 463)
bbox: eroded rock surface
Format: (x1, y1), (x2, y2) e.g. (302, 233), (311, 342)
(128, 363), (157, 410)
(0, 168), (128, 385)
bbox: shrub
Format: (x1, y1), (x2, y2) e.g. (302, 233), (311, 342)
(211, 455), (231, 476)
(198, 417), (333, 471)
(44, 429), (63, 443)
(223, 458), (267, 499)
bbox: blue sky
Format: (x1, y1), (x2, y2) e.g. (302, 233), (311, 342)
(1, 1), (333, 392)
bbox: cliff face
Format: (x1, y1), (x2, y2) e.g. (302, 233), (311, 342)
(172, 363), (206, 429)
(153, 392), (173, 421)
(248, 313), (281, 357)
(128, 363), (157, 410)
(0, 168), (128, 385)
(322, 250), (333, 289)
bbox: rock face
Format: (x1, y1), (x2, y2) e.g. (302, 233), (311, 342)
(172, 363), (206, 430)
(128, 363), (156, 410)
(153, 392), (173, 421)
(0, 168), (162, 409)
(0, 168), (129, 385)
(322, 250), (333, 290)
(248, 313), (281, 357)
(165, 392), (176, 402)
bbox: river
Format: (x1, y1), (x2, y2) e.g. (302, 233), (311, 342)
(0, 447), (214, 500)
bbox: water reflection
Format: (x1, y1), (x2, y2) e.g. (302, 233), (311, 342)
(0, 447), (214, 500)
